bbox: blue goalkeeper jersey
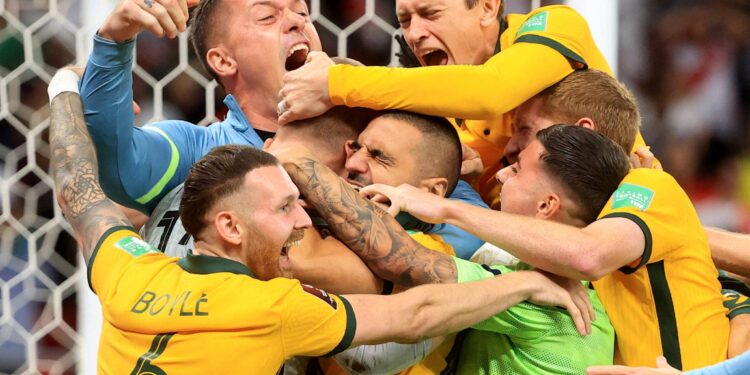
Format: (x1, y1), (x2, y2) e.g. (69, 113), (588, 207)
(80, 34), (487, 259)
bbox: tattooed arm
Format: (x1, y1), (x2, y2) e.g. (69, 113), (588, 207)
(279, 152), (457, 286)
(50, 91), (130, 262)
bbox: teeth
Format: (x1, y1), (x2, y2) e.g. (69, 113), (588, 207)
(421, 48), (439, 57)
(287, 43), (309, 57)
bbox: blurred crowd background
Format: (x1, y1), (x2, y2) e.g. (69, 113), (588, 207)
(1, 0), (749, 373)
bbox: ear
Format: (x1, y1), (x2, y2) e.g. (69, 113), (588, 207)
(213, 210), (242, 246)
(419, 177), (449, 198)
(576, 117), (597, 132)
(206, 46), (237, 80)
(344, 140), (356, 158)
(479, 0), (503, 27)
(263, 137), (274, 150)
(534, 193), (561, 220)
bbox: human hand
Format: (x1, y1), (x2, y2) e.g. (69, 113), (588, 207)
(523, 270), (593, 336)
(98, 0), (200, 42)
(586, 357), (680, 374)
(460, 143), (483, 178)
(359, 183), (449, 224)
(278, 51), (335, 125)
(630, 146), (662, 170)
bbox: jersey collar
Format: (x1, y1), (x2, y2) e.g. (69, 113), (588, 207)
(177, 251), (255, 278)
(223, 95), (265, 148)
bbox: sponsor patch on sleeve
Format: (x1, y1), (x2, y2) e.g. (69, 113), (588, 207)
(302, 284), (338, 310)
(516, 11), (548, 37)
(611, 183), (655, 211)
(115, 236), (160, 257)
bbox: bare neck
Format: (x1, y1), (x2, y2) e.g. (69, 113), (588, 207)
(229, 86), (281, 133)
(193, 240), (246, 266)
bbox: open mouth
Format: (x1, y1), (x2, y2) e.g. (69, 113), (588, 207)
(420, 49), (448, 66)
(285, 43), (309, 71)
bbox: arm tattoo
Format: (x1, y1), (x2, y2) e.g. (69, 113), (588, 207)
(50, 92), (130, 262)
(283, 157), (456, 286)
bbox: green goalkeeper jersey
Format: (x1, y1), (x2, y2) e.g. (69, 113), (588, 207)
(452, 257), (615, 374)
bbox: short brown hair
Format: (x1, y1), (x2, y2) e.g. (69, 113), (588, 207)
(537, 124), (630, 224)
(180, 145), (279, 238)
(276, 106), (377, 154)
(378, 110), (462, 196)
(536, 69), (641, 153)
(189, 0), (224, 84)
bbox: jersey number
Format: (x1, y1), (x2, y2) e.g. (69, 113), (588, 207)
(156, 210), (191, 250)
(131, 333), (174, 375)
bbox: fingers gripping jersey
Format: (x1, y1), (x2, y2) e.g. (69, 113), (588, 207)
(593, 169), (728, 369)
(89, 227), (355, 374)
(141, 183), (193, 257)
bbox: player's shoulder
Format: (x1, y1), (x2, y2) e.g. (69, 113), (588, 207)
(619, 168), (682, 195)
(512, 5), (587, 38)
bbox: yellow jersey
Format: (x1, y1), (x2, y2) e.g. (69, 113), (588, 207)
(593, 169), (728, 370)
(89, 227), (355, 374)
(328, 5), (649, 208)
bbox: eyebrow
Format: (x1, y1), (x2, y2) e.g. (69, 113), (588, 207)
(250, 0), (274, 8)
(369, 146), (395, 164)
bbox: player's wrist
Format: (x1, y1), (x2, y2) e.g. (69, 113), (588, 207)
(48, 69), (80, 103)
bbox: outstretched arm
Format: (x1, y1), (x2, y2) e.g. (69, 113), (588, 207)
(706, 227), (750, 279)
(49, 71), (130, 261)
(346, 268), (591, 345)
(81, 0), (201, 213)
(275, 148), (457, 287)
(361, 183), (644, 281)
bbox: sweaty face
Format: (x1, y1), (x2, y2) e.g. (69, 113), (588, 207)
(504, 97), (557, 164)
(396, 0), (490, 66)
(344, 117), (421, 189)
(223, 0), (322, 96)
(239, 165), (311, 280)
(496, 140), (554, 217)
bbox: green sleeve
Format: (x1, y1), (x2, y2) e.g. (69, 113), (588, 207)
(454, 257), (544, 341)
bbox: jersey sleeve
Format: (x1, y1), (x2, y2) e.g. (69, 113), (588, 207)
(81, 35), (206, 214)
(512, 6), (594, 70)
(280, 284), (356, 358)
(328, 42), (572, 121)
(596, 169), (696, 272)
(327, 6), (598, 121)
(723, 290), (750, 320)
(88, 226), (162, 298)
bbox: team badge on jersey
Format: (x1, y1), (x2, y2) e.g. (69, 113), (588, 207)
(611, 183), (655, 211)
(517, 11), (548, 37)
(302, 284), (338, 309)
(115, 236), (160, 257)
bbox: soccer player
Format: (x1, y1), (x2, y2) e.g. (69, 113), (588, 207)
(276, 125), (623, 374)
(48, 70), (590, 374)
(80, 0), (486, 258)
(361, 79), (730, 369)
(277, 0), (653, 208)
(504, 68), (750, 363)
